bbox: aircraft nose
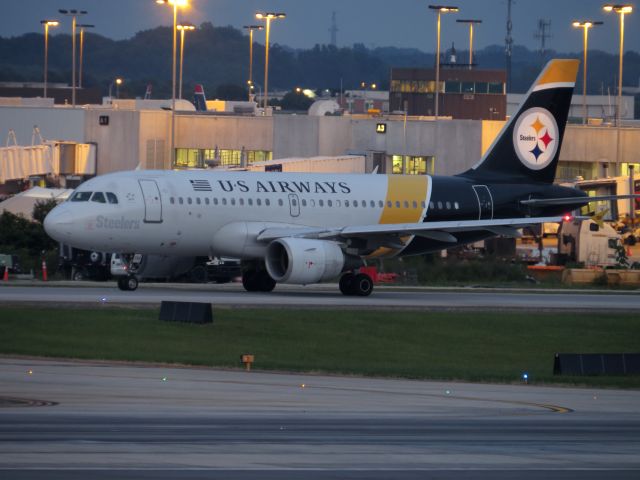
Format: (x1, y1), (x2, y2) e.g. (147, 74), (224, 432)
(44, 208), (73, 241)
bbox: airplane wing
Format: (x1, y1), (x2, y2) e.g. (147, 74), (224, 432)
(521, 194), (640, 206)
(256, 216), (568, 244)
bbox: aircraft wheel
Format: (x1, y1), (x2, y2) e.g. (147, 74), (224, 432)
(339, 273), (355, 296)
(353, 273), (373, 297)
(242, 270), (259, 292)
(117, 277), (129, 291)
(258, 271), (276, 292)
(125, 276), (139, 291)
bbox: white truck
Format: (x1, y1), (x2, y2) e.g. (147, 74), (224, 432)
(557, 219), (621, 267)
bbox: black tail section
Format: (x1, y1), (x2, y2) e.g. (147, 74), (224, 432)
(463, 59), (579, 184)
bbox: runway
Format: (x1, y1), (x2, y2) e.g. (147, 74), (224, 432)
(1, 357), (639, 479)
(1, 282), (639, 310)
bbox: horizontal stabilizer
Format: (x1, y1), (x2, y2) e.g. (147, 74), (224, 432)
(521, 194), (640, 206)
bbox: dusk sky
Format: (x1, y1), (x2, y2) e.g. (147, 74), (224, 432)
(1, 0), (637, 55)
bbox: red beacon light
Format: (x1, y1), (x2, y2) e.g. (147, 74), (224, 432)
(562, 214), (572, 222)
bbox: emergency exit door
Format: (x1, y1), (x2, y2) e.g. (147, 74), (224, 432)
(472, 185), (493, 220)
(139, 179), (163, 223)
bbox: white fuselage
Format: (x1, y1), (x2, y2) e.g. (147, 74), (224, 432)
(45, 170), (434, 259)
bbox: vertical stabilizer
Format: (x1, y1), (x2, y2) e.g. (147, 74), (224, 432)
(193, 84), (207, 112)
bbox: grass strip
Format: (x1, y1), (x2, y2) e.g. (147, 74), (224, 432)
(1, 306), (639, 388)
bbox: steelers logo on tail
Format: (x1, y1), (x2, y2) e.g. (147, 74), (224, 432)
(512, 107), (559, 170)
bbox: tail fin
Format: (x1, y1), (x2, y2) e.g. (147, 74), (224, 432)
(193, 84), (207, 112)
(464, 59), (579, 184)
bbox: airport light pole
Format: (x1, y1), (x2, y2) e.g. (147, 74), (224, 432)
(572, 21), (602, 125)
(157, 0), (188, 167)
(109, 77), (123, 100)
(256, 12), (286, 111)
(456, 19), (481, 69)
(40, 20), (59, 98)
(243, 25), (264, 102)
(177, 23), (195, 100)
(428, 5), (458, 119)
(58, 9), (87, 107)
(77, 24), (94, 89)
(603, 4), (633, 175)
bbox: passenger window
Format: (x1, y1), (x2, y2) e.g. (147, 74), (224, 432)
(395, 201), (400, 208)
(421, 201), (426, 208)
(446, 201), (451, 209)
(278, 199), (284, 206)
(91, 192), (106, 203)
(106, 192), (118, 204)
(302, 199), (307, 207)
(231, 198), (236, 206)
(437, 201), (443, 209)
(187, 197), (192, 205)
(248, 198), (253, 206)
(353, 200), (357, 208)
(71, 191), (92, 202)
(205, 198), (210, 205)
(387, 201), (392, 208)
(345, 200), (350, 207)
(170, 197), (175, 204)
(213, 198), (218, 205)
(412, 201), (417, 209)
(370, 200), (375, 208)
(454, 202), (459, 209)
(265, 199), (270, 206)
(378, 200), (383, 208)
(335, 199), (341, 207)
(179, 197), (184, 205)
(429, 201), (434, 209)
(222, 198), (227, 205)
(257, 198), (262, 206)
(196, 197), (201, 205)
(327, 199), (332, 207)
(310, 199), (316, 207)
(239, 198), (244, 206)
(319, 199), (324, 207)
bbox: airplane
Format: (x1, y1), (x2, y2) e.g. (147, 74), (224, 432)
(43, 59), (637, 296)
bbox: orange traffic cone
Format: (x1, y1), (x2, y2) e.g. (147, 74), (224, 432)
(627, 246), (633, 257)
(2, 266), (8, 281)
(41, 260), (48, 282)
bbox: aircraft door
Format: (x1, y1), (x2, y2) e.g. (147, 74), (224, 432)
(138, 179), (163, 223)
(288, 193), (300, 217)
(472, 185), (493, 220)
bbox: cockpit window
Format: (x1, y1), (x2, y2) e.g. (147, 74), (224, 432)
(106, 192), (118, 204)
(91, 192), (106, 203)
(70, 191), (92, 202)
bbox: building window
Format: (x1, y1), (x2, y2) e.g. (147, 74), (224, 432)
(556, 161), (597, 182)
(488, 82), (504, 94)
(445, 81), (461, 93)
(174, 148), (202, 168)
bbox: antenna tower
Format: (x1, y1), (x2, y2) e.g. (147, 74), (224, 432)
(329, 11), (338, 46)
(505, 0), (514, 92)
(534, 19), (552, 57)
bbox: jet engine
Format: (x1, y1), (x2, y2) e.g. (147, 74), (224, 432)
(265, 238), (345, 285)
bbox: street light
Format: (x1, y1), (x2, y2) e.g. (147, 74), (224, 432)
(58, 9), (88, 107)
(603, 4), (633, 175)
(40, 20), (59, 98)
(255, 12), (286, 111)
(456, 19), (481, 69)
(157, 0), (188, 166)
(177, 23), (195, 100)
(572, 20), (602, 124)
(109, 77), (123, 100)
(428, 5), (459, 119)
(243, 25), (264, 101)
(77, 23), (94, 89)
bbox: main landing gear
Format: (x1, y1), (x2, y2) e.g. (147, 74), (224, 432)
(339, 272), (373, 297)
(117, 276), (139, 291)
(242, 268), (276, 292)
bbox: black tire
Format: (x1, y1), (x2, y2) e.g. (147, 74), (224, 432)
(353, 273), (373, 297)
(339, 273), (355, 296)
(117, 277), (129, 291)
(72, 269), (86, 281)
(242, 271), (259, 292)
(126, 276), (138, 291)
(258, 272), (276, 292)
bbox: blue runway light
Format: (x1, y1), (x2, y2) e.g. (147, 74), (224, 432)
(522, 372), (529, 384)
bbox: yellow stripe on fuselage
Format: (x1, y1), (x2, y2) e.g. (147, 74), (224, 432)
(378, 175), (429, 224)
(365, 175), (430, 259)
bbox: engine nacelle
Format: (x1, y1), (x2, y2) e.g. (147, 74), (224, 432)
(265, 238), (345, 285)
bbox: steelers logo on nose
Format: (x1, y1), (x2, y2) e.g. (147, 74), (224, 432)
(512, 108), (559, 170)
